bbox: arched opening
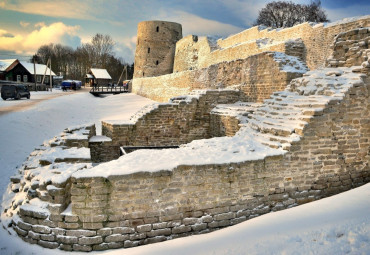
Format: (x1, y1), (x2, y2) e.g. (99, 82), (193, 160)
(156, 26), (159, 32)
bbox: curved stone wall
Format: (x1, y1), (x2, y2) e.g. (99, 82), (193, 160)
(133, 20), (182, 78)
(8, 68), (369, 252)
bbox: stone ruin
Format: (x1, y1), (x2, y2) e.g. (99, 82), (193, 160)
(1, 16), (370, 252)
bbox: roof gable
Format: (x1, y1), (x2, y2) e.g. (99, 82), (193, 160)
(18, 61), (56, 76)
(90, 68), (112, 79)
(0, 59), (17, 71)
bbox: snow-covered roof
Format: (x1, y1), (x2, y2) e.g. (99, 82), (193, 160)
(85, 74), (93, 78)
(0, 59), (16, 71)
(90, 68), (112, 79)
(19, 61), (56, 76)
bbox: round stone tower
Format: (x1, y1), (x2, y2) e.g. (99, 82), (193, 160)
(133, 20), (182, 78)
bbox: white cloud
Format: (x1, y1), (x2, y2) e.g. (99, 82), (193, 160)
(0, 22), (81, 55)
(1, 0), (94, 20)
(19, 21), (30, 28)
(34, 22), (46, 28)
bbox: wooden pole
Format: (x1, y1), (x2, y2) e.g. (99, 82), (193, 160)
(49, 58), (52, 92)
(33, 58), (37, 92)
(41, 58), (50, 85)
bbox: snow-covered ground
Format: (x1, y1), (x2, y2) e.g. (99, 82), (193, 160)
(0, 90), (369, 254)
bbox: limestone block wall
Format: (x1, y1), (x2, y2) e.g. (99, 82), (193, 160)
(10, 71), (370, 251)
(101, 90), (240, 148)
(173, 16), (370, 72)
(134, 21), (182, 78)
(64, 76), (369, 250)
(133, 51), (306, 102)
(327, 27), (370, 74)
(174, 36), (305, 72)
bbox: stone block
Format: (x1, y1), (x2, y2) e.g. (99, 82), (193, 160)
(56, 235), (78, 244)
(66, 229), (96, 237)
(73, 244), (92, 252)
(32, 225), (51, 234)
(105, 234), (128, 243)
(38, 240), (59, 249)
(137, 224), (152, 233)
(172, 225), (191, 234)
(78, 236), (103, 245)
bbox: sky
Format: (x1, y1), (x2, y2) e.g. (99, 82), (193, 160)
(0, 0), (369, 63)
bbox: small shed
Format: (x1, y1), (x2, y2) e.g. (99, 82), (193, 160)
(85, 68), (112, 86)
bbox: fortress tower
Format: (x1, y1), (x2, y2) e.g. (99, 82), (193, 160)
(133, 20), (182, 78)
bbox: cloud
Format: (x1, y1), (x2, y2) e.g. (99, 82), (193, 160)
(34, 22), (46, 28)
(0, 22), (81, 55)
(19, 21), (30, 28)
(0, 0), (95, 20)
(157, 10), (243, 37)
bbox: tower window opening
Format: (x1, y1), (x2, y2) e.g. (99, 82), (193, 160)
(148, 47), (150, 53)
(156, 60), (159, 65)
(156, 26), (159, 32)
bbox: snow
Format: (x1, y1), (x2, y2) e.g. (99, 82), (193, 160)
(89, 135), (112, 142)
(90, 68), (112, 79)
(0, 76), (369, 254)
(19, 61), (56, 76)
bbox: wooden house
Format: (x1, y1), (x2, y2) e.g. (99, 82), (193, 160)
(0, 59), (17, 80)
(85, 68), (112, 86)
(4, 60), (56, 85)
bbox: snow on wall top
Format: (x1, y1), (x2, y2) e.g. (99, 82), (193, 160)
(73, 67), (366, 179)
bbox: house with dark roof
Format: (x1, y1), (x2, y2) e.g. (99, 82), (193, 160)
(3, 60), (56, 85)
(85, 68), (112, 86)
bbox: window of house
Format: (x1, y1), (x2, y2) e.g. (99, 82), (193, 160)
(148, 47), (150, 53)
(156, 26), (159, 32)
(37, 76), (41, 83)
(16, 75), (21, 82)
(45, 76), (49, 83)
(23, 75), (28, 83)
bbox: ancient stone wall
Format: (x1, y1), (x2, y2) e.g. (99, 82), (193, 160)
(134, 21), (182, 78)
(133, 51), (306, 102)
(327, 27), (370, 74)
(173, 16), (370, 72)
(10, 71), (370, 251)
(100, 90), (240, 149)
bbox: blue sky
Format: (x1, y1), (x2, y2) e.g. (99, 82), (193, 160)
(0, 0), (369, 63)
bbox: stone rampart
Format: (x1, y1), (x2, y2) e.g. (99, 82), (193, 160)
(95, 90), (240, 163)
(10, 68), (369, 251)
(173, 16), (370, 72)
(327, 27), (370, 74)
(133, 51), (306, 102)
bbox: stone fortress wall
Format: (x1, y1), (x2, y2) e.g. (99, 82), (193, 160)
(133, 21), (182, 78)
(5, 19), (370, 252)
(133, 16), (370, 102)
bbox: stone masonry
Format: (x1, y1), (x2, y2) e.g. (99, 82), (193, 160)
(9, 67), (369, 252)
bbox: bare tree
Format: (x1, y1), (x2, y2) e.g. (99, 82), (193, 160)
(254, 0), (329, 28)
